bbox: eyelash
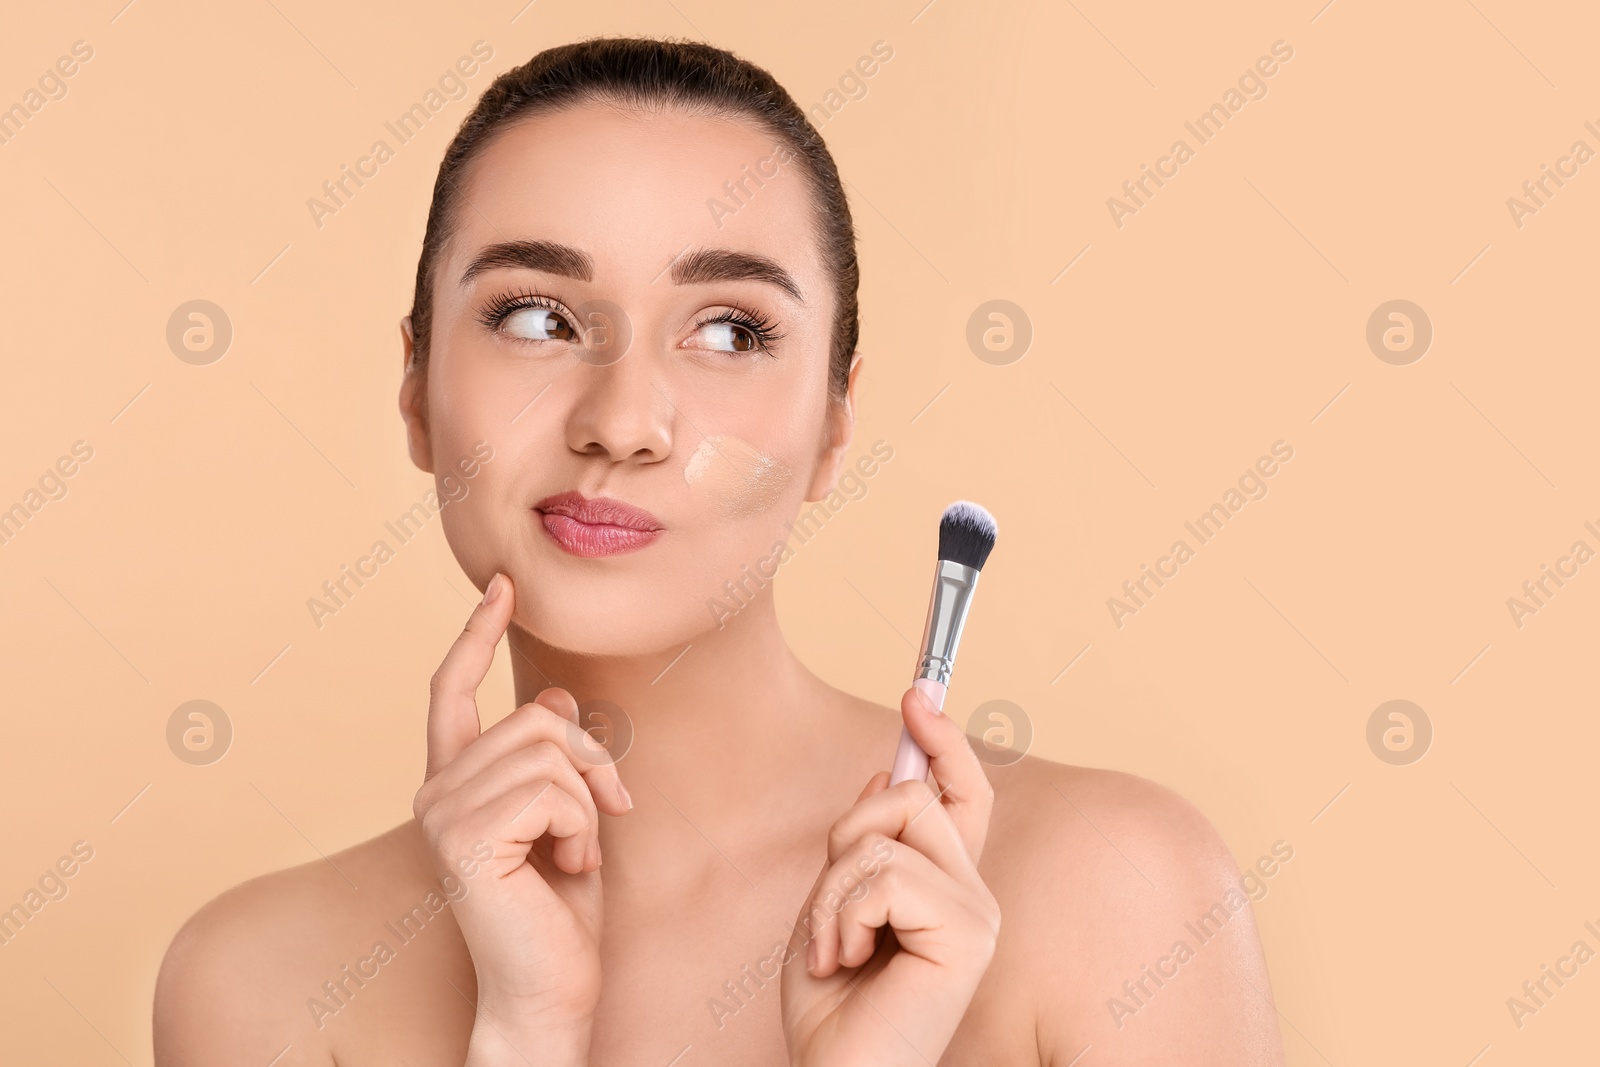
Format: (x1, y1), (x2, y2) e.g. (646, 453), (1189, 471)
(698, 304), (785, 355)
(477, 290), (785, 356)
(477, 290), (563, 333)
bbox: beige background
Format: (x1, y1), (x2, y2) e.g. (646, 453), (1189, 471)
(2, 0), (1596, 1062)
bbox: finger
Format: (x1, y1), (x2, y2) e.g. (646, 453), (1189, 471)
(448, 773), (594, 876)
(426, 572), (514, 780)
(788, 774), (893, 976)
(528, 686), (631, 812)
(536, 685), (580, 723)
(486, 775), (596, 874)
(832, 840), (998, 974)
(433, 697), (630, 817)
(857, 770), (891, 804)
(805, 830), (898, 976)
(452, 741), (601, 871)
(899, 685), (995, 862)
(827, 778), (976, 888)
(831, 839), (950, 971)
(808, 834), (959, 976)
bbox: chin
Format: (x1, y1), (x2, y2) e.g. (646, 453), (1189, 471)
(512, 577), (711, 658)
(441, 503), (770, 658)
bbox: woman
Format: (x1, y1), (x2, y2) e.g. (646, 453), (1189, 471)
(154, 37), (1285, 1066)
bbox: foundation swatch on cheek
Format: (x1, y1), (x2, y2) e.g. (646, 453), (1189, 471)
(684, 434), (793, 518)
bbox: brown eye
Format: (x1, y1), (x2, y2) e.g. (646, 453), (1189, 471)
(697, 321), (758, 353)
(504, 306), (576, 342)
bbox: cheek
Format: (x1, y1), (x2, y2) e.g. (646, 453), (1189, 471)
(434, 466), (509, 593)
(683, 433), (796, 519)
(678, 368), (831, 523)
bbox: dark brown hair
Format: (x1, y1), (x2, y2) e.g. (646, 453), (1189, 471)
(408, 36), (859, 403)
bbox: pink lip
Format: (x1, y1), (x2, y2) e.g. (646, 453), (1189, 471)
(534, 491), (663, 557)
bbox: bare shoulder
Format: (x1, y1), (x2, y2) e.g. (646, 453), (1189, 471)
(983, 756), (1238, 889)
(153, 820), (438, 1067)
(977, 755), (1287, 1066)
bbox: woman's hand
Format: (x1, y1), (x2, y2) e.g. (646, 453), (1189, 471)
(780, 685), (1001, 1067)
(412, 572), (633, 1067)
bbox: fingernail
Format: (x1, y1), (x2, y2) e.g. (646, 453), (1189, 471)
(913, 679), (944, 716)
(482, 573), (503, 605)
(806, 939), (818, 973)
(588, 838), (601, 870)
(616, 780), (634, 810)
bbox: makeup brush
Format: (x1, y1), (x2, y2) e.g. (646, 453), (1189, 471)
(889, 501), (998, 786)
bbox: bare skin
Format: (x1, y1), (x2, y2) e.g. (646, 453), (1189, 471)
(153, 97), (1286, 1066)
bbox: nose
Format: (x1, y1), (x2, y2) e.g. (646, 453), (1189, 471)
(563, 346), (674, 464)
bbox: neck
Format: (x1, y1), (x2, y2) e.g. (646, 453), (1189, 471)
(506, 589), (856, 883)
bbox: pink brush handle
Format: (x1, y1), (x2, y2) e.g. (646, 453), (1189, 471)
(889, 678), (946, 785)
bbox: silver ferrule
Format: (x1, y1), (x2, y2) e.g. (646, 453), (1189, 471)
(915, 559), (982, 686)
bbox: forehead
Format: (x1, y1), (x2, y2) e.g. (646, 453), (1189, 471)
(446, 99), (824, 295)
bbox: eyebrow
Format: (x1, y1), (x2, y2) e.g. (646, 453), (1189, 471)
(670, 246), (805, 305)
(458, 239), (805, 305)
(459, 240), (593, 286)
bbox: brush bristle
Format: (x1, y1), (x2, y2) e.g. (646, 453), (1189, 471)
(938, 500), (997, 570)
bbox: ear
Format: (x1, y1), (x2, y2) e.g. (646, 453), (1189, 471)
(398, 315), (434, 474)
(805, 351), (864, 501)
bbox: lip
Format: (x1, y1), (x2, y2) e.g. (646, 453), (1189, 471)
(534, 491), (663, 557)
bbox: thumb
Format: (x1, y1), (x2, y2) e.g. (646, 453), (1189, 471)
(897, 684), (973, 779)
(899, 683), (993, 861)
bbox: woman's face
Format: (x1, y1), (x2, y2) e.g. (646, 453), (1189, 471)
(401, 99), (860, 656)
